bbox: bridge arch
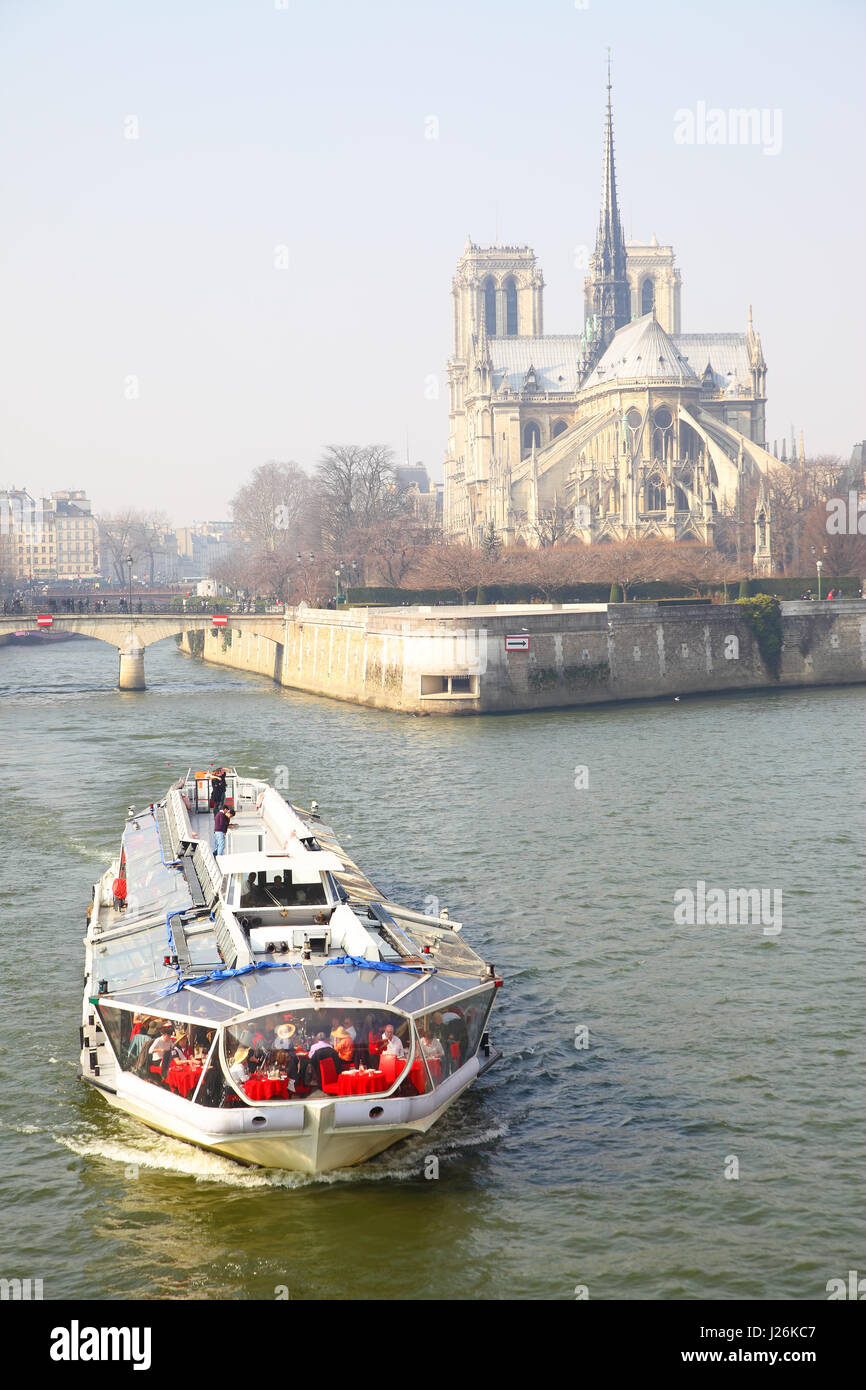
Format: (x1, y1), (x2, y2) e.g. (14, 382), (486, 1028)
(0, 614), (290, 690)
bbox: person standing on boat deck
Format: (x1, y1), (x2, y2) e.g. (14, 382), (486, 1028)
(210, 767), (227, 811)
(212, 805), (230, 856)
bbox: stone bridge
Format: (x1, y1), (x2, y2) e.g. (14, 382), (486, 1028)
(0, 613), (290, 688)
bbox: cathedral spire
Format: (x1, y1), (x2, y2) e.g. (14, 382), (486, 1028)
(583, 55), (631, 366)
(597, 51), (625, 269)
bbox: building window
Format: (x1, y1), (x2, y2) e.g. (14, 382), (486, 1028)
(552, 420), (568, 439)
(523, 422), (541, 454)
(641, 278), (655, 315)
(484, 277), (497, 336)
(652, 406), (673, 461)
(647, 476), (666, 511)
(504, 277), (518, 335)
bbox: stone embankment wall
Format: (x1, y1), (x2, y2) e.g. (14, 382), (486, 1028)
(177, 600), (866, 715)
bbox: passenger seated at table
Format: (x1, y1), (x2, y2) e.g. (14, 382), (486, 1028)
(304, 1032), (342, 1087)
(332, 1025), (354, 1066)
(274, 1022), (296, 1051)
(229, 1046), (251, 1085)
(148, 1023), (177, 1080)
(419, 1029), (444, 1064)
(365, 1021), (382, 1068)
(273, 1049), (300, 1082)
(381, 1024), (406, 1060)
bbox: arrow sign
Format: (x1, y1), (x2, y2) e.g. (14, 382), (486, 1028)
(211, 615), (228, 626)
(36, 614), (53, 628)
(505, 633), (530, 651)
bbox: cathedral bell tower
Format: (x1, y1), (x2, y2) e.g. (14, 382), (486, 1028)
(583, 60), (631, 367)
(450, 239), (544, 362)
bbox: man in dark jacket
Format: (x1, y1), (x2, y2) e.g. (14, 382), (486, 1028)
(303, 1032), (341, 1089)
(213, 805), (231, 856)
(210, 767), (227, 810)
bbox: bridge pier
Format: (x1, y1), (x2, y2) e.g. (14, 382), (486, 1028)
(118, 641), (146, 690)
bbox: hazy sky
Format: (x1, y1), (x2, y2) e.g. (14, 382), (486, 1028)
(1, 0), (863, 524)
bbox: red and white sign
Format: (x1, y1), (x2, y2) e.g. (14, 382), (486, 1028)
(36, 614), (53, 628)
(505, 633), (530, 651)
(211, 614), (228, 627)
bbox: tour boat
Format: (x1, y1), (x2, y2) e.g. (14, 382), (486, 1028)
(80, 769), (502, 1173)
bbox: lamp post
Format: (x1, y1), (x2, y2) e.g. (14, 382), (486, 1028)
(334, 567), (342, 605)
(126, 554), (133, 614)
(816, 559), (823, 601)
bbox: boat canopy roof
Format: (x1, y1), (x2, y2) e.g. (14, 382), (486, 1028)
(90, 773), (494, 1022)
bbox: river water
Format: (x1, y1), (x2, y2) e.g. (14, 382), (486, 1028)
(0, 636), (862, 1301)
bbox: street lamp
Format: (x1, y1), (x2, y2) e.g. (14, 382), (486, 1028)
(334, 567), (342, 605)
(816, 558), (823, 601)
(126, 554), (134, 614)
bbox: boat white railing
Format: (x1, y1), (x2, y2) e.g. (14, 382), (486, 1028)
(213, 902), (254, 971)
(166, 787), (194, 857)
(191, 841), (224, 907)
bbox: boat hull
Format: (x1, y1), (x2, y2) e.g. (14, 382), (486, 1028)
(85, 1060), (482, 1174)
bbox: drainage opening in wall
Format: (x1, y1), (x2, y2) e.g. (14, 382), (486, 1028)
(420, 674), (479, 697)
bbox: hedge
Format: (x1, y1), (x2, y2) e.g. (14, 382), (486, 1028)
(348, 576), (863, 607)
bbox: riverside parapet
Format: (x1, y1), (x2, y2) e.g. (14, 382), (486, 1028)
(178, 599), (866, 714)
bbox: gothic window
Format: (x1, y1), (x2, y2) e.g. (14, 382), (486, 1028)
(523, 422), (541, 454)
(625, 407), (642, 454)
(647, 476), (666, 511)
(675, 484), (689, 511)
(641, 278), (655, 315)
(484, 278), (497, 336)
(552, 420), (568, 439)
(504, 277), (518, 336)
(652, 406), (673, 461)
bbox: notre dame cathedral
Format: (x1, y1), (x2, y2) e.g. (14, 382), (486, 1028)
(443, 71), (777, 561)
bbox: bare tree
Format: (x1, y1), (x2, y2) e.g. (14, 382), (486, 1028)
(579, 539), (672, 598)
(230, 461), (318, 553)
(801, 501), (866, 581)
(223, 461), (320, 602)
(352, 514), (435, 588)
(409, 541), (489, 602)
(530, 501), (577, 549)
(98, 509), (143, 584)
(317, 445), (406, 551)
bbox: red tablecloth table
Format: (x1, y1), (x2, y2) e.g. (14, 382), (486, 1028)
(166, 1061), (203, 1098)
(244, 1074), (290, 1102)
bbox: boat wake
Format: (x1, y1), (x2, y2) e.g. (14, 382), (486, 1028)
(55, 1112), (510, 1189)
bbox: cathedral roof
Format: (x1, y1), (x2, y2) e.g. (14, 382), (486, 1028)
(583, 313), (697, 387)
(489, 336), (582, 394)
(671, 334), (752, 392)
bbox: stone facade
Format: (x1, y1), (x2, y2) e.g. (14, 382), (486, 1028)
(177, 601), (866, 716)
(443, 78), (775, 552)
